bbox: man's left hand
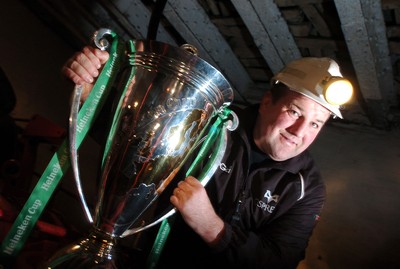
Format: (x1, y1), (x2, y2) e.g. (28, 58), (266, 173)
(170, 176), (225, 244)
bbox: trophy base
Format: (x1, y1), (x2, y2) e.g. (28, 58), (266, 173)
(43, 228), (144, 269)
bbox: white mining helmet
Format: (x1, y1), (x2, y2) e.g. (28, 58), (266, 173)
(272, 57), (353, 119)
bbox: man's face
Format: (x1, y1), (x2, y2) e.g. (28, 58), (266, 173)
(254, 90), (331, 161)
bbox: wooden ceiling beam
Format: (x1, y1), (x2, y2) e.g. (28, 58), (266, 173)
(163, 0), (254, 104)
(299, 3), (332, 37)
(231, 0), (301, 74)
(275, 0), (327, 7)
(334, 0), (395, 127)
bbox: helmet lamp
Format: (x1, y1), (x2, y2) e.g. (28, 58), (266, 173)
(323, 77), (353, 106)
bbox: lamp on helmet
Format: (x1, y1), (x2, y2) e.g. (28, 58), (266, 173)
(272, 57), (353, 119)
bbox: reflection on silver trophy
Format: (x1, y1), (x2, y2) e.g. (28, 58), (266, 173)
(44, 29), (235, 268)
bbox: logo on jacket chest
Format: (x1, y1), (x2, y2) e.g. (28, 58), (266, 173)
(256, 190), (279, 213)
(219, 162), (232, 173)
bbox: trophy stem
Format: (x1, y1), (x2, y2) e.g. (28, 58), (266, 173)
(44, 228), (137, 269)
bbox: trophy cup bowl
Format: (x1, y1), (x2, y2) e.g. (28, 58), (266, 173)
(44, 29), (234, 268)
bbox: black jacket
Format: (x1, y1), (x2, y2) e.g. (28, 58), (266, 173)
(156, 104), (326, 269)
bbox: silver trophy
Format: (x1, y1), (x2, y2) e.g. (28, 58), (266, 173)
(44, 29), (236, 268)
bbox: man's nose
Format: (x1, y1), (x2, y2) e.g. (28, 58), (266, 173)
(288, 119), (308, 137)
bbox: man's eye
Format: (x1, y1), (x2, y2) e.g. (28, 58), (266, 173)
(288, 109), (300, 118)
(311, 122), (319, 129)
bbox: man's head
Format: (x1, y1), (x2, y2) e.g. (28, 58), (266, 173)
(272, 57), (353, 119)
(253, 57), (353, 161)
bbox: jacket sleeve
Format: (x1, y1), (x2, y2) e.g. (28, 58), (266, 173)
(210, 171), (326, 269)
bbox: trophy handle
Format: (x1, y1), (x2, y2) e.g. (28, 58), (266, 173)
(121, 109), (239, 237)
(93, 28), (115, 51)
(68, 28), (119, 224)
(69, 84), (94, 223)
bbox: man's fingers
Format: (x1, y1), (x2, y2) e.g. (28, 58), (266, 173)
(83, 46), (110, 67)
(61, 46), (110, 86)
(93, 47), (110, 65)
(61, 66), (86, 85)
(74, 51), (99, 78)
(185, 176), (201, 187)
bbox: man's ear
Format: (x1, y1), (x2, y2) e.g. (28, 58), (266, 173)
(260, 91), (272, 106)
(258, 91), (272, 114)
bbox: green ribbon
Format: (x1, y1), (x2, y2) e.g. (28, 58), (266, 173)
(146, 107), (233, 269)
(0, 30), (124, 268)
(101, 40), (137, 168)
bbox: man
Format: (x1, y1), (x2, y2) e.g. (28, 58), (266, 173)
(61, 46), (352, 268)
